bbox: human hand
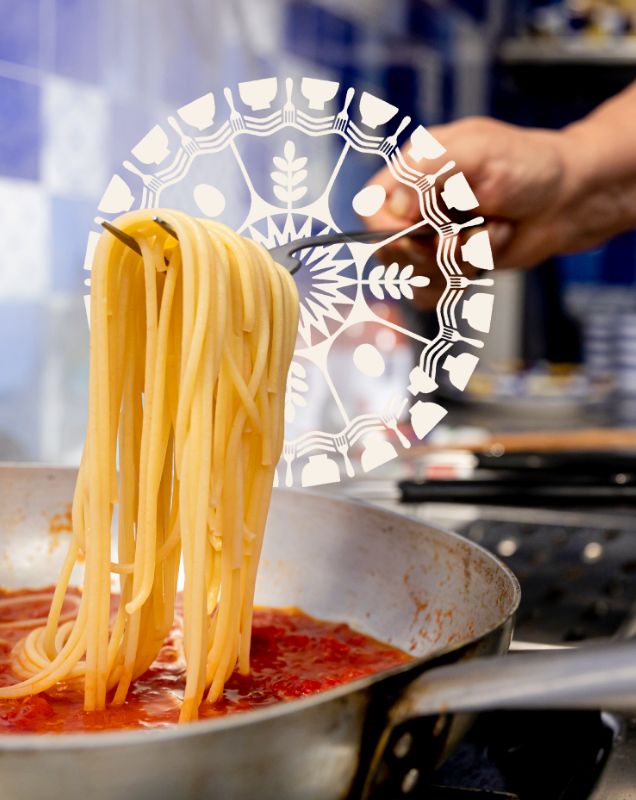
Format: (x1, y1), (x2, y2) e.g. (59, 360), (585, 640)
(364, 117), (592, 307)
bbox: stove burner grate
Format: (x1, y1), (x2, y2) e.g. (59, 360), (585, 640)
(444, 512), (636, 644)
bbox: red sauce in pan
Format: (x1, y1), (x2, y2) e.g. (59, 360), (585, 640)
(0, 587), (411, 733)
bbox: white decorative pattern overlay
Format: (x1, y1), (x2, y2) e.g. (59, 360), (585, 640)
(86, 77), (495, 486)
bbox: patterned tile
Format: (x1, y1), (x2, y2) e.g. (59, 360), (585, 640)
(0, 396), (41, 459)
(0, 178), (49, 299)
(41, 75), (109, 198)
(0, 0), (41, 67)
(51, 195), (95, 292)
(0, 301), (43, 394)
(109, 99), (156, 171)
(54, 0), (102, 83)
(39, 297), (89, 463)
(0, 77), (41, 180)
(160, 20), (211, 107)
(0, 300), (43, 460)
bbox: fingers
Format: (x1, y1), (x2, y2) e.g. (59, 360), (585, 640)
(485, 219), (515, 267)
(364, 166), (421, 231)
(361, 116), (567, 278)
(494, 218), (561, 270)
(363, 119), (493, 233)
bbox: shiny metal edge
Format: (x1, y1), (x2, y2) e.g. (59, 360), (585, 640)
(0, 464), (521, 751)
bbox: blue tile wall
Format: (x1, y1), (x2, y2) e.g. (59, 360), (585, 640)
(51, 195), (94, 292)
(0, 298), (50, 461)
(0, 0), (41, 67)
(0, 77), (40, 181)
(109, 99), (154, 172)
(54, 0), (102, 83)
(0, 302), (43, 395)
(160, 21), (211, 107)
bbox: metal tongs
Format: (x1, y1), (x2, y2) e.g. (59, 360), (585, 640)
(101, 217), (437, 274)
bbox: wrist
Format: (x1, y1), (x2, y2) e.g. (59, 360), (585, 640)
(555, 121), (597, 202)
(552, 118), (636, 252)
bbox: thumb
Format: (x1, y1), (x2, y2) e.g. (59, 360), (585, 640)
(387, 185), (420, 222)
(487, 219), (514, 260)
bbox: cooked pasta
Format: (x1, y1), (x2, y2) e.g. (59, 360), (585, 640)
(0, 209), (299, 722)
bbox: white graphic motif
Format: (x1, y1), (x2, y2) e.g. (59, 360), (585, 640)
(86, 77), (495, 486)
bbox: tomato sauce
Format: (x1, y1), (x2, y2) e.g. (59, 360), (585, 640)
(0, 587), (410, 734)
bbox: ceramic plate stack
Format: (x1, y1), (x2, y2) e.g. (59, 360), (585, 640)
(614, 311), (636, 423)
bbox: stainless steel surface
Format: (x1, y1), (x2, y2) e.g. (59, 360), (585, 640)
(338, 480), (636, 644)
(6, 466), (636, 797)
(327, 482), (636, 797)
(0, 464), (519, 800)
(391, 639), (636, 720)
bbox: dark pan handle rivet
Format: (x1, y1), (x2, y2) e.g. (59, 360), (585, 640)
(392, 731), (413, 759)
(400, 767), (420, 794)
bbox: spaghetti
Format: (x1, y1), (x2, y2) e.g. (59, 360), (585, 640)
(0, 209), (299, 722)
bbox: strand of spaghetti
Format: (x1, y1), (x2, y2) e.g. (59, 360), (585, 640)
(238, 264), (299, 672)
(125, 240), (178, 615)
(205, 323), (244, 688)
(110, 259), (144, 668)
(3, 594), (89, 692)
(173, 217), (211, 472)
(39, 439), (90, 659)
(180, 218), (216, 721)
(99, 246), (137, 695)
(0, 208), (299, 721)
(108, 304), (146, 674)
(124, 237), (166, 614)
(221, 347), (263, 432)
(113, 235), (167, 701)
(42, 534), (81, 659)
(107, 248), (134, 505)
(83, 226), (113, 710)
(17, 626), (83, 680)
(209, 260), (262, 689)
(175, 218), (207, 693)
(111, 237), (153, 702)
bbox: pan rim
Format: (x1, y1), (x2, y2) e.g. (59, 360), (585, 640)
(0, 471), (521, 751)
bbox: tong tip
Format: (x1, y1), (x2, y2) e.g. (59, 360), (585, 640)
(153, 216), (178, 239)
(101, 220), (142, 256)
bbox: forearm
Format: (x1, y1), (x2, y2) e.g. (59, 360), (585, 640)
(567, 82), (636, 182)
(559, 82), (636, 250)
(364, 86), (636, 271)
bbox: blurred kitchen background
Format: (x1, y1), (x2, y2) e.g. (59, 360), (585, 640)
(1, 0), (636, 463)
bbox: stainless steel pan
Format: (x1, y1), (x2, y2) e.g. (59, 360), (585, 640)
(2, 464), (633, 800)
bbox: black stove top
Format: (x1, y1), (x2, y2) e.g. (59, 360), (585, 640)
(368, 708), (622, 800)
(426, 709), (616, 800)
(391, 504), (636, 646)
(360, 501), (636, 800)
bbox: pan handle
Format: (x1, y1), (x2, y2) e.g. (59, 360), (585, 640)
(390, 639), (636, 726)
